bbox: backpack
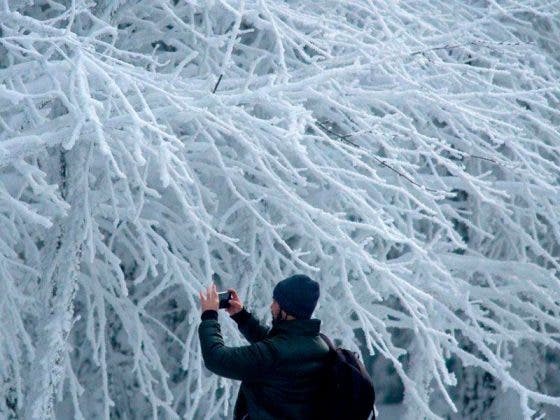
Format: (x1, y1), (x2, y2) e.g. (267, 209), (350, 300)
(316, 332), (376, 420)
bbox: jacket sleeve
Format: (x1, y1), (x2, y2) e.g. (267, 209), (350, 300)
(198, 313), (279, 381)
(229, 307), (271, 343)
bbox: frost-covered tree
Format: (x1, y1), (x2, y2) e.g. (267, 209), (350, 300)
(0, 0), (559, 419)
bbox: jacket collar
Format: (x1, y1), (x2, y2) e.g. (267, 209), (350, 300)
(270, 318), (321, 336)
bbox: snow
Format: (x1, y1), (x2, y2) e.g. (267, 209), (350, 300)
(0, 0), (559, 419)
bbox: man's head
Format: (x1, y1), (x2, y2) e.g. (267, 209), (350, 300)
(270, 274), (320, 322)
(270, 299), (295, 322)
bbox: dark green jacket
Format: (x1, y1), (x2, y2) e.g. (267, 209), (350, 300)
(198, 308), (330, 419)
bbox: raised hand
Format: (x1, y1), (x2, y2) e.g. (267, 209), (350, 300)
(199, 283), (219, 313)
(225, 288), (244, 316)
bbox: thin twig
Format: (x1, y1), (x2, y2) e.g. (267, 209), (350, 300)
(409, 40), (522, 57)
(212, 74), (223, 93)
(468, 154), (520, 168)
(318, 122), (520, 169)
(315, 121), (441, 193)
(316, 121), (360, 147)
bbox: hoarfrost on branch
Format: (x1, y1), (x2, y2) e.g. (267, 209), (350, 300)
(0, 0), (559, 418)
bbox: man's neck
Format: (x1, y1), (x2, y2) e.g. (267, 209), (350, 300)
(283, 311), (296, 321)
(274, 314), (297, 322)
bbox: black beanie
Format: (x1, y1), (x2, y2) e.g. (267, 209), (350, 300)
(272, 274), (320, 319)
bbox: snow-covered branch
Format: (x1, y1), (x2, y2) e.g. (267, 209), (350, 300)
(0, 0), (559, 418)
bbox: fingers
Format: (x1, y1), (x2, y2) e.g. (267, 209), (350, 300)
(203, 283), (218, 301)
(201, 285), (241, 306)
(227, 288), (240, 300)
(200, 286), (212, 300)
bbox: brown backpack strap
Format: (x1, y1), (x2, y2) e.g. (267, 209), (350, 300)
(319, 332), (336, 352)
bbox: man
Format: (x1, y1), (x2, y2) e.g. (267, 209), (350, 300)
(198, 274), (330, 420)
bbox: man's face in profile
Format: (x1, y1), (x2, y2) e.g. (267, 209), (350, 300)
(270, 299), (281, 320)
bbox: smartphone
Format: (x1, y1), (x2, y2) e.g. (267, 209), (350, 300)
(218, 291), (232, 309)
